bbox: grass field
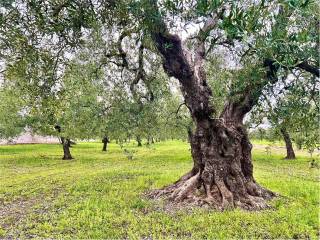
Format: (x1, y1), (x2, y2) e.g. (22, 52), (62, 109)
(0, 140), (319, 239)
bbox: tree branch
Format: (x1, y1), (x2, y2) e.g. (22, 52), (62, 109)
(296, 61), (320, 77)
(195, 14), (219, 58)
(265, 58), (319, 77)
(221, 60), (280, 123)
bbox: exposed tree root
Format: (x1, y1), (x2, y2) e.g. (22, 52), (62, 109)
(147, 171), (275, 211)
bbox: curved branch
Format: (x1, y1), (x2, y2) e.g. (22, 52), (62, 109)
(221, 61), (279, 123)
(296, 61), (319, 77)
(129, 44), (147, 103)
(195, 14), (219, 58)
(117, 31), (130, 68)
(265, 58), (319, 77)
(145, 1), (216, 119)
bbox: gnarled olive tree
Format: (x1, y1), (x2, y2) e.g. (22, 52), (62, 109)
(0, 0), (318, 210)
(140, 1), (318, 210)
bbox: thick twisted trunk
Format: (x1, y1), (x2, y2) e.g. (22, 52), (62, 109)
(145, 3), (275, 210)
(146, 45), (275, 209)
(150, 116), (274, 210)
(280, 127), (296, 159)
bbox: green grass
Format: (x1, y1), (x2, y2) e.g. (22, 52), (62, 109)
(0, 140), (319, 239)
(251, 139), (285, 146)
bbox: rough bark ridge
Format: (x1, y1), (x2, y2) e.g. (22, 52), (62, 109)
(146, 7), (275, 210)
(280, 128), (296, 159)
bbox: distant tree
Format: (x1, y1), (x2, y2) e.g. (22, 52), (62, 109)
(2, 49), (108, 159)
(104, 69), (177, 147)
(102, 136), (110, 151)
(251, 72), (319, 159)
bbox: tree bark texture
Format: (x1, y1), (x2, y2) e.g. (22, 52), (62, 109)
(280, 128), (296, 159)
(146, 9), (275, 210)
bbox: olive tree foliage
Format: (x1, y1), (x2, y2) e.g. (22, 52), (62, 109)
(0, 0), (319, 209)
(0, 87), (26, 139)
(0, 0), (184, 146)
(1, 39), (109, 158)
(250, 71), (319, 156)
(104, 68), (188, 145)
(53, 57), (108, 140)
(162, 95), (193, 141)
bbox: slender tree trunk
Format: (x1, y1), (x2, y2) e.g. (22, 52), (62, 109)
(136, 135), (142, 147)
(55, 126), (73, 160)
(62, 138), (73, 160)
(151, 137), (155, 144)
(102, 141), (107, 151)
(102, 136), (109, 151)
(280, 127), (296, 159)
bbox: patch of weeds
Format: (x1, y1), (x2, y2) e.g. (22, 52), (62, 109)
(123, 149), (137, 160)
(0, 227), (6, 238)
